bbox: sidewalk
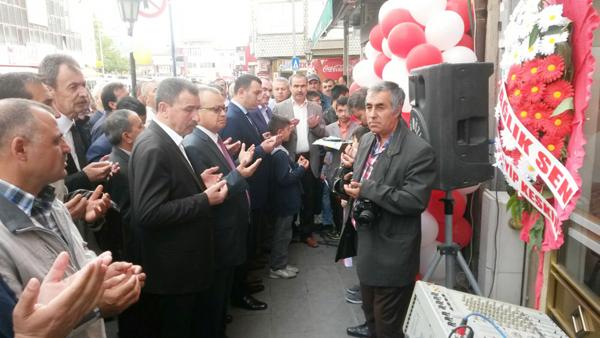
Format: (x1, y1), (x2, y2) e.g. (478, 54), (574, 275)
(227, 239), (365, 338)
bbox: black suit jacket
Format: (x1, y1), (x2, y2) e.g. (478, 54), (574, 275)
(220, 102), (270, 210)
(183, 128), (250, 268)
(129, 121), (214, 294)
(351, 120), (436, 287)
(65, 119), (93, 191)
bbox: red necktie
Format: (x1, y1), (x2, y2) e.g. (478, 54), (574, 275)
(217, 137), (236, 170)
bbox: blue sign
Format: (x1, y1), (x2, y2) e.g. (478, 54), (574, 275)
(291, 56), (300, 71)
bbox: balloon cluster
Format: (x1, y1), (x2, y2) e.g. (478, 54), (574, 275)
(419, 185), (479, 280)
(352, 0), (477, 112)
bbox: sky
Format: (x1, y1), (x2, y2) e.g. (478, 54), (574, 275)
(92, 0), (252, 53)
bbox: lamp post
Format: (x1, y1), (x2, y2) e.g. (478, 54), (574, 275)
(117, 0), (141, 96)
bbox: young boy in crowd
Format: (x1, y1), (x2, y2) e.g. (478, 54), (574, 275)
(268, 115), (310, 279)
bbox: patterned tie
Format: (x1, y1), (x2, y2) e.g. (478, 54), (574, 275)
(217, 137), (236, 170)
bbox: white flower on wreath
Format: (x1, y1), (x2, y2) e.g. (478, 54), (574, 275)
(500, 128), (518, 151)
(493, 150), (504, 169)
(541, 31), (569, 49)
(519, 40), (539, 63)
(517, 158), (539, 183)
(537, 5), (570, 32)
(538, 34), (559, 55)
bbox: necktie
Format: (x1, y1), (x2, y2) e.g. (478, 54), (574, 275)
(70, 124), (88, 169)
(265, 106), (273, 120)
(217, 137), (236, 170)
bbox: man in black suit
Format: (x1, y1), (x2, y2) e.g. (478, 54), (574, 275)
(339, 82), (436, 338)
(220, 75), (278, 311)
(38, 54), (115, 192)
(184, 86), (262, 338)
(129, 78), (229, 338)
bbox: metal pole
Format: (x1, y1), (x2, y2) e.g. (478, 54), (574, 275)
(98, 23), (105, 75)
(343, 16), (349, 82)
(168, 0), (177, 77)
(129, 23), (137, 98)
(444, 191), (455, 289)
(291, 0), (296, 72)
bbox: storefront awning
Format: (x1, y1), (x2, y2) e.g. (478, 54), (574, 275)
(311, 0), (334, 49)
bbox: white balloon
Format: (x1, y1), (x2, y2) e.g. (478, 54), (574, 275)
(442, 46), (477, 63)
(421, 211), (439, 247)
(364, 41), (380, 60)
(425, 11), (465, 51)
(382, 58), (412, 111)
(408, 0), (447, 26)
(378, 0), (411, 24)
(352, 59), (380, 87)
(381, 38), (394, 59)
(419, 241), (445, 281)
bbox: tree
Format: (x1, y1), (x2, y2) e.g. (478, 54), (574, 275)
(94, 19), (129, 74)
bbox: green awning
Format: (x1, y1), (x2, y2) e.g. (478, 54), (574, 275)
(311, 0), (333, 49)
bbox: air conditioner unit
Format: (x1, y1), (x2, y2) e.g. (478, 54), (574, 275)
(478, 189), (527, 305)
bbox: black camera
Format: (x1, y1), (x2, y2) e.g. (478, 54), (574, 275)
(353, 199), (379, 226)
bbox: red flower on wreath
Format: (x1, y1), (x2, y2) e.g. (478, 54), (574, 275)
(540, 134), (565, 158)
(507, 64), (524, 91)
(509, 86), (525, 106)
(523, 82), (546, 103)
(521, 59), (542, 84)
(545, 111), (574, 138)
(526, 103), (553, 133)
(540, 55), (565, 83)
(543, 80), (574, 108)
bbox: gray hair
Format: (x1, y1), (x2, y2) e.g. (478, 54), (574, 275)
(38, 54), (81, 88)
(197, 85), (222, 99)
(367, 81), (405, 112)
(104, 109), (135, 146)
(0, 72), (44, 100)
(155, 78), (199, 106)
(273, 77), (289, 86)
(140, 81), (158, 97)
(289, 73), (307, 85)
(0, 98), (52, 147)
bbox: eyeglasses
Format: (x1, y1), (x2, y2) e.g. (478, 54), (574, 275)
(200, 105), (227, 113)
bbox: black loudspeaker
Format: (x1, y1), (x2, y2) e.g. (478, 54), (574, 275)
(408, 62), (494, 191)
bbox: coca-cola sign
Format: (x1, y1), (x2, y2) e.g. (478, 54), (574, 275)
(311, 57), (359, 80)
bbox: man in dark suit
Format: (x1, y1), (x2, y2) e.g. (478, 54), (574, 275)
(129, 78), (229, 338)
(339, 82), (436, 338)
(220, 74), (278, 311)
(184, 86), (262, 338)
(90, 82), (129, 143)
(273, 73), (328, 248)
(38, 54), (115, 192)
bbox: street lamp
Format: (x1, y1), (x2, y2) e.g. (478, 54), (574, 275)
(117, 0), (141, 96)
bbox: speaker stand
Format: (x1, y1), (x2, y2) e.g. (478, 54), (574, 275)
(423, 191), (482, 296)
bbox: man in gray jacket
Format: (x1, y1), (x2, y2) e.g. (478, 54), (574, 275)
(339, 82), (436, 338)
(0, 98), (143, 338)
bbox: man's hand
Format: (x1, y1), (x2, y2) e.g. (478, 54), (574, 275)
(100, 156), (121, 180)
(260, 136), (278, 153)
(205, 180), (228, 205)
(237, 143), (255, 167)
(290, 118), (300, 127)
(82, 161), (113, 183)
(85, 185), (111, 223)
(98, 261), (144, 317)
(341, 146), (355, 168)
(308, 115), (321, 128)
(298, 155), (310, 170)
(237, 157), (262, 178)
(222, 137), (241, 156)
(13, 253), (107, 338)
(200, 167), (223, 188)
(64, 194), (87, 220)
(344, 180), (361, 199)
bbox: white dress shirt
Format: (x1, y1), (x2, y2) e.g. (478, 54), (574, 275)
(293, 100), (310, 153)
(154, 119), (193, 168)
(145, 107), (156, 127)
(56, 113), (80, 170)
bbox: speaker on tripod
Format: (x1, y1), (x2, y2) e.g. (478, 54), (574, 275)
(408, 62), (494, 295)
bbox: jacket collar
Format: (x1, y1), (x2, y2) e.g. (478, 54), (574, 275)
(0, 193), (35, 232)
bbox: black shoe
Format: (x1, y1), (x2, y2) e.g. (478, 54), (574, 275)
(231, 295), (268, 311)
(247, 283), (265, 294)
(225, 314), (233, 324)
(346, 323), (370, 337)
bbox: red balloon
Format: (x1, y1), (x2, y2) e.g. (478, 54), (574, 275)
(456, 34), (474, 49)
(381, 8), (419, 37)
(406, 44), (443, 72)
(373, 54), (391, 78)
(349, 82), (361, 95)
(446, 0), (471, 33)
(387, 23), (426, 58)
(450, 218), (473, 248)
(427, 190), (471, 247)
(369, 25), (385, 52)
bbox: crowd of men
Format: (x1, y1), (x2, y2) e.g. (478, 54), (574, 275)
(0, 53), (436, 338)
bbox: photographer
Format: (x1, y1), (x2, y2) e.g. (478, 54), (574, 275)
(336, 82), (436, 338)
